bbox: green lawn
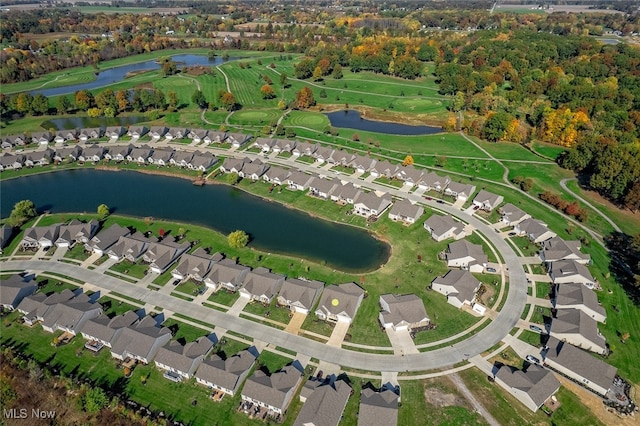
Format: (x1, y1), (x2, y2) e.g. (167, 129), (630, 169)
(256, 351), (292, 374)
(162, 318), (210, 343)
(208, 290), (240, 307)
(109, 259), (148, 279)
(97, 296), (140, 317)
(243, 299), (292, 326)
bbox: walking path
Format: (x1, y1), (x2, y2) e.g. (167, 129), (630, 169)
(560, 178), (621, 233)
(449, 372), (501, 426)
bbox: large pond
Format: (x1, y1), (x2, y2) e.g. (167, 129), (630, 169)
(326, 110), (442, 135)
(31, 54), (228, 97)
(41, 115), (149, 131)
(0, 169), (389, 272)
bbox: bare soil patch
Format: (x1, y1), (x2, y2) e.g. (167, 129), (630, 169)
(424, 376), (471, 409)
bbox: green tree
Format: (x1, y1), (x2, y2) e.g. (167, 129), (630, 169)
(56, 96), (71, 114)
(82, 387), (108, 413)
(8, 200), (37, 227)
(279, 72), (289, 87)
(75, 89), (94, 110)
(192, 90), (208, 109)
(332, 64), (343, 79)
(15, 93), (33, 114)
(168, 91), (179, 111)
(226, 172), (240, 185)
(161, 59), (177, 76)
(228, 230), (249, 248)
(30, 94), (49, 115)
(97, 204), (110, 218)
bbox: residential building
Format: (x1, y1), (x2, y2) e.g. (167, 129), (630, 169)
(170, 150), (195, 168)
(254, 137), (277, 152)
(431, 270), (482, 309)
(104, 144), (133, 162)
(419, 172), (450, 192)
(0, 274), (38, 311)
(128, 126), (149, 140)
(515, 218), (557, 243)
(53, 145), (82, 162)
(353, 192), (393, 218)
(21, 224), (60, 249)
(204, 258), (250, 292)
(331, 183), (362, 205)
(388, 200), (424, 224)
(286, 170), (315, 191)
(277, 278), (324, 314)
(394, 165), (423, 187)
(379, 294), (429, 331)
(195, 347), (259, 396)
(445, 240), (488, 273)
(549, 260), (596, 288)
(352, 154), (377, 173)
(147, 148), (174, 166)
(472, 190), (504, 211)
(110, 315), (172, 363)
(444, 181), (476, 200)
(423, 214), (466, 242)
(155, 335), (217, 380)
(0, 224), (13, 254)
(143, 239), (191, 274)
(164, 127), (189, 141)
(40, 291), (102, 335)
(78, 146), (106, 163)
(292, 141), (318, 157)
(499, 203), (531, 226)
(263, 165), (291, 186)
(540, 237), (590, 264)
(294, 375), (351, 426)
(105, 126), (126, 141)
(239, 159), (270, 181)
(549, 309), (607, 354)
(189, 152), (218, 171)
(172, 248), (223, 282)
(357, 385), (399, 426)
(553, 283), (606, 323)
(85, 223), (131, 255)
(239, 267), (285, 304)
(17, 288), (77, 326)
(127, 145), (153, 164)
(315, 283), (365, 324)
(227, 133), (252, 148)
(149, 126), (168, 140)
(493, 364), (561, 412)
(81, 310), (140, 349)
(370, 159), (398, 178)
(220, 157), (247, 174)
(241, 364), (304, 416)
(107, 232), (153, 262)
(309, 177), (339, 199)
(55, 219), (99, 248)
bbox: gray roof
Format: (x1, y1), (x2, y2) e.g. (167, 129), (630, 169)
(108, 232), (153, 259)
(446, 240), (488, 265)
(358, 387), (399, 426)
(18, 288), (77, 319)
(394, 165), (423, 182)
(431, 270), (481, 303)
(473, 189), (503, 207)
(81, 310), (140, 343)
(57, 219), (99, 244)
(445, 181), (476, 197)
(550, 260), (594, 282)
(196, 348), (258, 390)
(500, 203), (529, 222)
(380, 294), (428, 327)
(294, 377), (352, 426)
(287, 170), (315, 187)
(242, 364), (302, 409)
(278, 278), (325, 311)
(221, 157), (247, 172)
(309, 177), (339, 195)
(517, 218), (555, 240)
(174, 248), (222, 279)
(352, 154), (377, 171)
(554, 283), (605, 317)
(420, 171), (450, 189)
(87, 224), (131, 252)
(495, 364), (560, 409)
(388, 199), (424, 221)
(264, 165), (291, 182)
(143, 239), (190, 271)
(335, 183), (361, 201)
(206, 258), (250, 286)
(242, 267), (285, 299)
(424, 214), (461, 237)
(273, 138), (296, 151)
(191, 152), (218, 169)
(22, 224), (60, 244)
(171, 150), (195, 164)
(293, 141), (318, 155)
(314, 146), (335, 160)
(542, 237), (590, 263)
(0, 224), (13, 250)
(155, 335), (216, 373)
(242, 159), (270, 177)
(354, 191), (393, 212)
(550, 309), (605, 350)
(40, 292), (101, 332)
(110, 315), (171, 359)
(544, 337), (616, 392)
(105, 144), (133, 158)
(149, 148), (174, 162)
(372, 159), (398, 176)
(0, 274), (38, 308)
(316, 283), (365, 318)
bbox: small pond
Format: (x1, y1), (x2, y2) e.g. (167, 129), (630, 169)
(31, 54), (229, 97)
(0, 169), (390, 272)
(326, 110), (442, 135)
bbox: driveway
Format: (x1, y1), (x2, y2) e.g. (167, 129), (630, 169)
(284, 311), (306, 335)
(386, 328), (419, 355)
(326, 320), (350, 348)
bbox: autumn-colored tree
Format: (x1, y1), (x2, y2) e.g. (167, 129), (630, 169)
(168, 91), (178, 111)
(295, 87), (316, 109)
(75, 90), (94, 110)
(87, 107), (102, 117)
(312, 66), (323, 81)
(220, 92), (237, 111)
(260, 84), (276, 99)
(402, 155), (414, 166)
(15, 93), (33, 114)
(539, 107), (590, 147)
(624, 182), (640, 212)
(277, 99), (287, 110)
(116, 90), (129, 113)
(352, 133), (360, 141)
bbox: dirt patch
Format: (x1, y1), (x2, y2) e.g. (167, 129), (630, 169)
(424, 376), (470, 409)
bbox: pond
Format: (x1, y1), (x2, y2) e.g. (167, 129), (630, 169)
(31, 54), (229, 98)
(41, 116), (149, 131)
(326, 110), (442, 135)
(0, 169), (389, 272)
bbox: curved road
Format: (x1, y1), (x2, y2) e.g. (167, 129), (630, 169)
(560, 178), (620, 233)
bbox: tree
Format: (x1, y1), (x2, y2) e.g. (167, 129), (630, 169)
(221, 92), (237, 111)
(260, 84), (276, 99)
(30, 94), (49, 115)
(161, 59), (177, 76)
(277, 99), (287, 110)
(403, 155), (414, 166)
(624, 182), (640, 212)
(116, 90), (129, 113)
(295, 87), (316, 109)
(56, 96), (71, 114)
(228, 230), (249, 248)
(87, 107), (102, 117)
(168, 91), (179, 111)
(226, 172), (240, 185)
(8, 200), (37, 226)
(312, 66), (323, 81)
(97, 204), (110, 218)
(95, 89), (117, 111)
(15, 93), (33, 114)
(332, 64), (343, 79)
(82, 387), (108, 413)
(75, 90), (94, 110)
(435, 156), (447, 167)
(279, 72), (289, 87)
(192, 90), (208, 109)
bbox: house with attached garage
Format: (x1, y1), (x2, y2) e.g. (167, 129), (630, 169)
(294, 375), (352, 426)
(204, 258), (251, 292)
(239, 267), (285, 304)
(472, 189), (504, 211)
(542, 337), (617, 397)
(394, 165), (424, 188)
(387, 199), (424, 224)
(286, 170), (315, 191)
(105, 126), (127, 141)
(239, 158), (270, 181)
(104, 144), (133, 162)
(4, 134), (27, 147)
(188, 129), (208, 144)
(55, 219), (99, 248)
(81, 310), (141, 349)
(331, 183), (362, 205)
(17, 288), (78, 326)
(110, 315), (172, 364)
(78, 128), (102, 142)
(54, 129), (78, 144)
(379, 294), (429, 332)
(353, 191), (393, 218)
(107, 232), (153, 262)
(333, 150), (356, 167)
(493, 364), (561, 412)
(0, 153), (25, 171)
(549, 309), (607, 354)
(0, 138), (13, 150)
(205, 131), (227, 144)
(277, 278), (324, 314)
(126, 145), (154, 164)
(313, 146), (335, 164)
(499, 203), (531, 226)
(352, 154), (377, 173)
(431, 270), (482, 309)
(189, 152), (218, 171)
(77, 145), (106, 163)
(315, 282), (365, 324)
(21, 224), (61, 249)
(164, 127), (189, 141)
(85, 223), (131, 255)
(419, 172), (450, 192)
(308, 177), (339, 199)
(143, 239), (191, 274)
(220, 157), (247, 174)
(155, 335), (217, 381)
(292, 141), (318, 157)
(514, 218), (557, 243)
(172, 248), (223, 282)
(39, 291), (102, 335)
(25, 149), (54, 166)
(195, 347), (259, 396)
(241, 363), (304, 416)
(423, 214), (466, 242)
(272, 138), (297, 154)
(253, 137), (277, 152)
(549, 260), (595, 288)
(370, 159), (398, 179)
(54, 145), (82, 162)
(128, 126), (149, 140)
(169, 150), (195, 168)
(540, 237), (590, 264)
(149, 126), (168, 140)
(263, 165), (291, 186)
(0, 274), (38, 311)
(445, 240), (488, 273)
(358, 385), (400, 426)
(0, 224), (12, 254)
(31, 131), (54, 145)
(227, 132), (252, 148)
(147, 148), (175, 166)
(444, 181), (476, 201)
(553, 282), (606, 323)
